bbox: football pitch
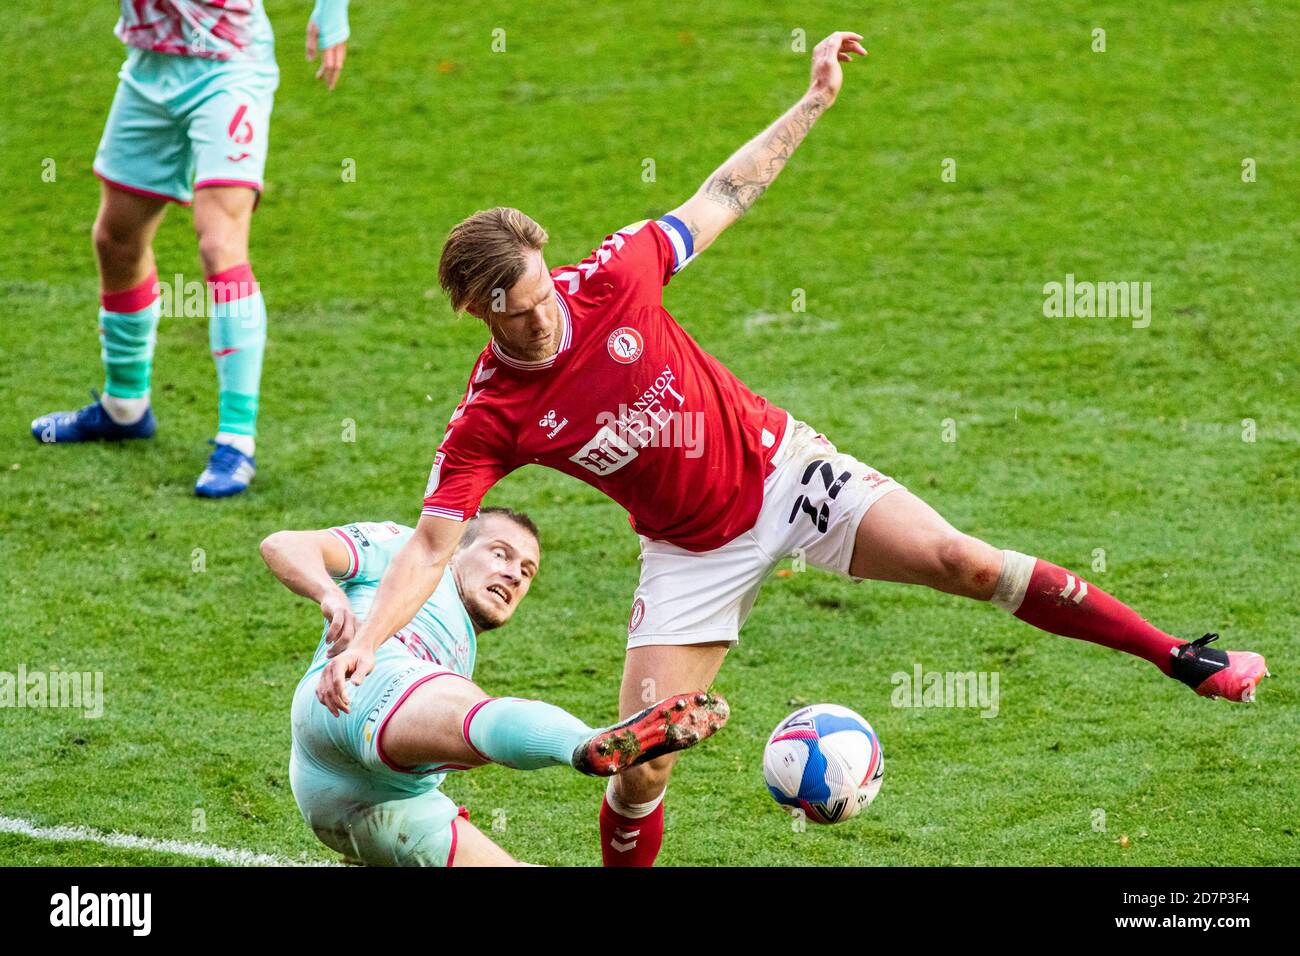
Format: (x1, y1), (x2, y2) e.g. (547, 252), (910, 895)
(1, 1), (1296, 867)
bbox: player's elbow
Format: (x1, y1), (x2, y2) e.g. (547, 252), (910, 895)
(258, 531), (289, 566)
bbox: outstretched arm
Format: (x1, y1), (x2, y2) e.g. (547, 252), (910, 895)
(666, 31), (867, 258)
(260, 529), (359, 648)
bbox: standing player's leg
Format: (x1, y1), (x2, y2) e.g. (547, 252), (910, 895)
(601, 643), (731, 867)
(92, 184), (168, 430)
(32, 184), (168, 443)
(186, 65), (277, 497)
(32, 55), (185, 445)
(192, 185), (265, 496)
(847, 487), (1268, 701)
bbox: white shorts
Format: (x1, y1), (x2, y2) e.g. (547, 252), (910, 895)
(626, 417), (903, 648)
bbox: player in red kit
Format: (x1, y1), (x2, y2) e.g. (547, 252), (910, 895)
(317, 31), (1268, 867)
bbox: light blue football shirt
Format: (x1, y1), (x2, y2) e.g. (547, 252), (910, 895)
(304, 521), (477, 679)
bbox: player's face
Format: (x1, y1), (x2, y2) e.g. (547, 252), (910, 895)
(453, 515), (540, 632)
(482, 250), (562, 362)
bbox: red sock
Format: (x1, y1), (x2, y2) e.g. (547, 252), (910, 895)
(1004, 555), (1183, 674)
(600, 794), (664, 867)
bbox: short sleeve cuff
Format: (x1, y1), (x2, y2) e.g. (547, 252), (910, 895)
(329, 526), (360, 581)
(421, 505), (467, 521)
(655, 215), (696, 274)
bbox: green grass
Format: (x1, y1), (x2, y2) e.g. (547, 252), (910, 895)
(1, 0), (1296, 866)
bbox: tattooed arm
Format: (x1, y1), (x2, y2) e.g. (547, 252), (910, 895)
(665, 32), (867, 259)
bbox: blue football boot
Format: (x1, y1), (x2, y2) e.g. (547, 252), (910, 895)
(31, 390), (156, 444)
(195, 440), (255, 498)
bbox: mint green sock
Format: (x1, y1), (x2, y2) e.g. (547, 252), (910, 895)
(100, 301), (160, 399)
(465, 697), (594, 770)
(209, 289), (266, 436)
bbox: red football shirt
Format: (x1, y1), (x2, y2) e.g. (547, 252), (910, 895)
(421, 216), (788, 553)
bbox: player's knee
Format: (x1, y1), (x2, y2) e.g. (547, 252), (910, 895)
(91, 217), (146, 272)
(936, 533), (1000, 599)
(195, 226), (247, 276)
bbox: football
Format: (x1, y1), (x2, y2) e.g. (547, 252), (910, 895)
(762, 703), (884, 824)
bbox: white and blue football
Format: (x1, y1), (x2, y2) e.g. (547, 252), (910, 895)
(762, 703), (884, 824)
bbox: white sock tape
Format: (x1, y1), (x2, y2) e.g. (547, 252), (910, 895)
(605, 778), (665, 819)
(991, 550), (1035, 613)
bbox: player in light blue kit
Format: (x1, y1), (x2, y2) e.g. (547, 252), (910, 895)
(261, 507), (729, 866)
(31, 1), (353, 498)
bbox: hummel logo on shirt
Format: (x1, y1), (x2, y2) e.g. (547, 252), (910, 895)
(540, 410), (568, 440)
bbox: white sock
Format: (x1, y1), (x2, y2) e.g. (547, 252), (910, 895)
(100, 393), (149, 425)
(215, 432), (255, 457)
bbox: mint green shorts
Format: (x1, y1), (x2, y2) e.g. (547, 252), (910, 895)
(93, 48), (278, 205)
(289, 649), (474, 866)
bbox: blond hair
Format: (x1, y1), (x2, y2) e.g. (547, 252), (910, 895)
(438, 207), (549, 314)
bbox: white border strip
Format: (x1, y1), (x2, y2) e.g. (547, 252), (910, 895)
(0, 815), (339, 867)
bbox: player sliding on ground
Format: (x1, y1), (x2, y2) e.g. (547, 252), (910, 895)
(263, 508), (727, 866)
(30, 1), (354, 498)
(316, 31), (1268, 867)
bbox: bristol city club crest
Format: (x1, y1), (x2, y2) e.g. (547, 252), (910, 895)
(607, 327), (644, 364)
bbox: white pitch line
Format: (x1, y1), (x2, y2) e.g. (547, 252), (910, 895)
(0, 815), (340, 867)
